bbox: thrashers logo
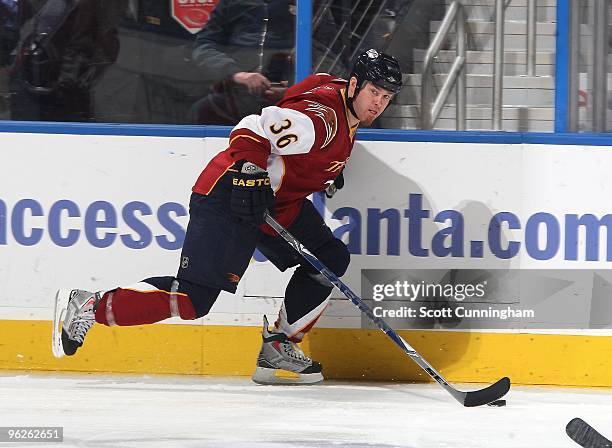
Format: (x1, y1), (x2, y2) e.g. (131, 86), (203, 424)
(304, 100), (337, 149)
(326, 159), (348, 173)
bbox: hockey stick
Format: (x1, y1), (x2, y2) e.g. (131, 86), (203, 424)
(567, 418), (612, 448)
(264, 211), (510, 407)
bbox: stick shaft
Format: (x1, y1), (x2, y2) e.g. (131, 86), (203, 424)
(264, 212), (463, 400)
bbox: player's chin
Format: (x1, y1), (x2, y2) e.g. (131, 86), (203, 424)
(361, 110), (384, 127)
(360, 116), (376, 127)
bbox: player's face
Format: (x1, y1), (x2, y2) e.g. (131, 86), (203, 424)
(351, 80), (395, 126)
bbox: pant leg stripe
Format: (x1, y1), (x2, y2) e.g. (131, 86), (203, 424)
(169, 280), (180, 318)
(105, 292), (117, 327)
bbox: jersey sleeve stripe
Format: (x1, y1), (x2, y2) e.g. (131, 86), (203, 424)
(202, 165), (233, 195)
(229, 134), (262, 145)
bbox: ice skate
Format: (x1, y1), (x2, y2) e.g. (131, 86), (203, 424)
(252, 316), (323, 385)
(52, 289), (101, 358)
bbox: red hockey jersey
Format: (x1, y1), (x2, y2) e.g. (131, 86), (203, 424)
(192, 73), (359, 232)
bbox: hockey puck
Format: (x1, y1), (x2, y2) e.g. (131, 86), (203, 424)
(486, 399), (507, 407)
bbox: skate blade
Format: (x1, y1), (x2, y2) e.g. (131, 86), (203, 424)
(251, 367), (323, 385)
(52, 289), (71, 358)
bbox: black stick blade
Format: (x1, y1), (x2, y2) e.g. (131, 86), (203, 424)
(462, 376), (511, 407)
(566, 418), (612, 448)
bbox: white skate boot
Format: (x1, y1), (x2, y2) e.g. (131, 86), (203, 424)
(52, 289), (101, 358)
(251, 316), (323, 385)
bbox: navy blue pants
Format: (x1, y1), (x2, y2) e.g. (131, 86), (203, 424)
(162, 192), (349, 320)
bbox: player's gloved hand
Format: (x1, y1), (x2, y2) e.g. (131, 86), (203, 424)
(231, 161), (275, 226)
(325, 169), (345, 198)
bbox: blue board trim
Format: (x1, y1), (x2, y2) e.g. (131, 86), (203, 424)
(0, 122), (610, 146)
(0, 121), (232, 138)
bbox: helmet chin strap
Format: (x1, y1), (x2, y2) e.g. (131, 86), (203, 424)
(346, 85), (362, 122)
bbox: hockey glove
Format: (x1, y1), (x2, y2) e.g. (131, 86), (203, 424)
(230, 162), (275, 226)
(325, 169), (345, 198)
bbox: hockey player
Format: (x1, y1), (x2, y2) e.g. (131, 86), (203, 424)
(52, 48), (403, 385)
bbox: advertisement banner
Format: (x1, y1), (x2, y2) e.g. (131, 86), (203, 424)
(1, 134), (612, 332)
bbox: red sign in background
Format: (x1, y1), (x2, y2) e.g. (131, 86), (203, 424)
(171, 0), (219, 34)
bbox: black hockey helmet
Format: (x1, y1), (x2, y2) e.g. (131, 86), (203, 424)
(350, 49), (403, 94)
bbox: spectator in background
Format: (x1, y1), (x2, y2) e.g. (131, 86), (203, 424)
(8, 0), (126, 121)
(0, 0), (20, 118)
(0, 0), (20, 67)
(189, 0), (346, 125)
(188, 0), (295, 125)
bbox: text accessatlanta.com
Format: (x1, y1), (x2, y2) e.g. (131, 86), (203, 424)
(4, 192), (612, 263)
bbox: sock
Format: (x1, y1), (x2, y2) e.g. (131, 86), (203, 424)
(95, 283), (196, 326)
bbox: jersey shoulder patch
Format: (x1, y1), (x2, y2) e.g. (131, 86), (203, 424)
(303, 100), (338, 149)
(260, 106), (315, 155)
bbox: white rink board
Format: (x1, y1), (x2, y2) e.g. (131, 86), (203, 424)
(1, 133), (612, 332)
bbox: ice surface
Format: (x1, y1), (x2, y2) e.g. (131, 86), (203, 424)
(0, 372), (611, 447)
